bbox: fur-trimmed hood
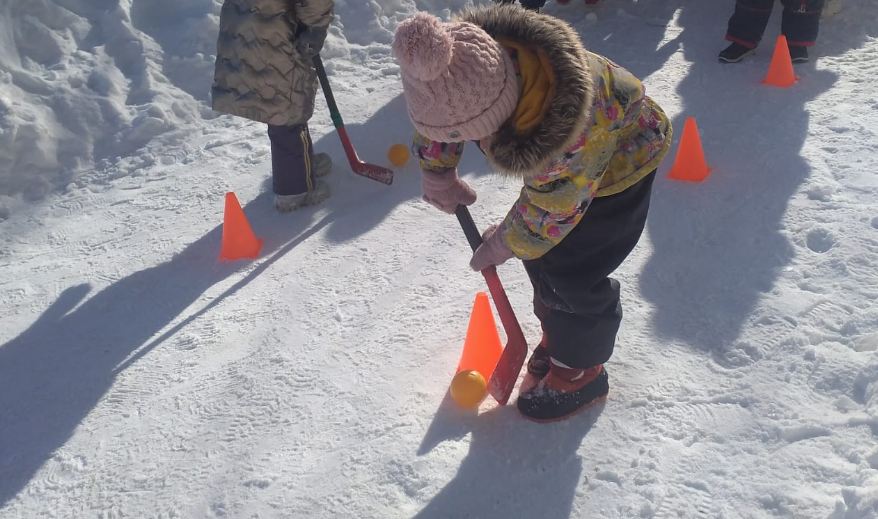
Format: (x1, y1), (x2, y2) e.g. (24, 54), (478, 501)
(458, 5), (594, 177)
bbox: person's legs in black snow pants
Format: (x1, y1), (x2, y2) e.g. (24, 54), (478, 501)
(523, 171), (656, 369)
(726, 0), (825, 49)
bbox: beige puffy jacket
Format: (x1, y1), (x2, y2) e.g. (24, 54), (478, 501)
(212, 0), (334, 126)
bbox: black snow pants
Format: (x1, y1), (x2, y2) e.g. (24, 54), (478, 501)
(523, 171), (656, 369)
(726, 0), (825, 48)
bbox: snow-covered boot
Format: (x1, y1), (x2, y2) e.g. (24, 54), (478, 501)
(274, 180), (331, 212)
(313, 152), (332, 177)
(517, 359), (608, 422)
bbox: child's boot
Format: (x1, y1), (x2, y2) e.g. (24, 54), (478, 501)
(789, 45), (809, 63)
(517, 358), (608, 422)
(269, 124), (331, 212)
(274, 180), (331, 212)
(313, 152), (333, 177)
(718, 42), (756, 63)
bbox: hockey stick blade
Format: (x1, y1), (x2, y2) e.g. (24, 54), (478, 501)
(482, 267), (527, 405)
(455, 205), (528, 405)
(352, 161), (394, 185)
(313, 55), (394, 186)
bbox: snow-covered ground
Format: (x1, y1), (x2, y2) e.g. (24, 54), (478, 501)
(1, 0), (877, 517)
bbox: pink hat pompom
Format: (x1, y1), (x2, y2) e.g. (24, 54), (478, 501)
(393, 8), (518, 143)
(392, 13), (454, 82)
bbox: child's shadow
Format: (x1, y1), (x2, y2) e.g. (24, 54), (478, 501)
(311, 93), (492, 244)
(637, 1), (861, 357)
(311, 94), (419, 243)
(413, 394), (605, 519)
(0, 94), (422, 506)
(0, 191), (336, 505)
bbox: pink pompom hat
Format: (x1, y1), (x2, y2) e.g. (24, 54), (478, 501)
(392, 12), (519, 143)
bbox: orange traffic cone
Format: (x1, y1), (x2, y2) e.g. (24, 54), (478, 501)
(449, 292), (503, 408)
(667, 117), (711, 182)
(763, 35), (797, 88)
(219, 192), (263, 261)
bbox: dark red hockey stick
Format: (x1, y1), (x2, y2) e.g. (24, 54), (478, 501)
(455, 205), (528, 405)
(313, 56), (394, 185)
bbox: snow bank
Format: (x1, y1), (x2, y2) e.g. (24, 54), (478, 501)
(0, 0), (492, 217)
(2, 1), (877, 517)
(0, 0), (217, 215)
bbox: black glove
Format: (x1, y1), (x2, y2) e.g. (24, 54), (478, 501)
(296, 25), (328, 58)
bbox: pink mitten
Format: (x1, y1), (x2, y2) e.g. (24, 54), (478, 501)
(421, 169), (477, 214)
(470, 224), (515, 271)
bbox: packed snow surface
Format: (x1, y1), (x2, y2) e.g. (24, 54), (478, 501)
(1, 0), (877, 517)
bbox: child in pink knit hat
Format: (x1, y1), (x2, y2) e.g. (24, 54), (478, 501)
(393, 5), (672, 421)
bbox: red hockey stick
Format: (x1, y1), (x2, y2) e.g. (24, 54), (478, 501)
(313, 56), (393, 185)
(455, 205), (528, 405)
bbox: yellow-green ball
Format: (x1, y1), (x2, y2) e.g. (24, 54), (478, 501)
(388, 143), (410, 167)
(450, 370), (488, 409)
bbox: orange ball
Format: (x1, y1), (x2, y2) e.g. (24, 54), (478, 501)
(450, 370), (488, 409)
(387, 143), (410, 167)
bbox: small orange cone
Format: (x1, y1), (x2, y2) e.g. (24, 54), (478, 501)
(219, 192), (263, 261)
(449, 292), (503, 408)
(763, 35), (797, 88)
(667, 117), (711, 182)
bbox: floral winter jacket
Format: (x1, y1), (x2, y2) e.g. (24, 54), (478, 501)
(414, 6), (672, 260)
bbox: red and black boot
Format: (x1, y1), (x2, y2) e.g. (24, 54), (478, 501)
(517, 359), (609, 422)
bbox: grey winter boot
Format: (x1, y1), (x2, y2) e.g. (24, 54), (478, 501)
(313, 152), (332, 177)
(274, 180), (331, 212)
